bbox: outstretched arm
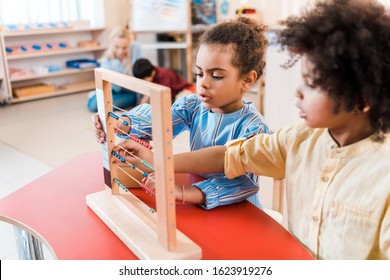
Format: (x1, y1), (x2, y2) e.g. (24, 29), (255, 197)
(116, 141), (227, 175)
(174, 146), (227, 174)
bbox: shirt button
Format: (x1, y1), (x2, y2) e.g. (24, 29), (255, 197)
(312, 216), (319, 222)
(322, 176), (329, 182)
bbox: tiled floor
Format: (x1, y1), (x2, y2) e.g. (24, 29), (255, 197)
(0, 90), (279, 260)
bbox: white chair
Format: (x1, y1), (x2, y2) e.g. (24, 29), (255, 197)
(263, 178), (285, 224)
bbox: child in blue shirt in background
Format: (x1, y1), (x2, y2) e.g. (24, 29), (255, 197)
(87, 26), (142, 112)
(96, 17), (270, 209)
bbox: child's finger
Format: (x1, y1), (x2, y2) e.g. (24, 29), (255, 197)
(93, 113), (101, 129)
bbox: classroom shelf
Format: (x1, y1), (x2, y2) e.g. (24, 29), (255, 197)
(10, 81), (95, 104)
(6, 46), (106, 60)
(0, 34), (7, 103)
(0, 23), (106, 104)
(9, 68), (94, 82)
(2, 27), (105, 37)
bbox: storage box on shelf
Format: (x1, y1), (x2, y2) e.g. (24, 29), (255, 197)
(12, 83), (56, 98)
(0, 21), (106, 103)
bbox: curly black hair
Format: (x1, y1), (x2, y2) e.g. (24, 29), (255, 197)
(278, 0), (390, 139)
(198, 16), (268, 81)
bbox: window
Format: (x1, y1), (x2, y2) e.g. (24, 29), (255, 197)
(0, 0), (104, 27)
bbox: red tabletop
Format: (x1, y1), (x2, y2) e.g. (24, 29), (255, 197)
(0, 151), (312, 260)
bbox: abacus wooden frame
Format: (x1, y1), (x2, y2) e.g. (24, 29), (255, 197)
(86, 68), (201, 259)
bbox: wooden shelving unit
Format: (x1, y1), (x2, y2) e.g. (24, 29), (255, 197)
(0, 23), (106, 103)
(6, 46), (105, 60)
(0, 34), (8, 104)
(9, 68), (94, 82)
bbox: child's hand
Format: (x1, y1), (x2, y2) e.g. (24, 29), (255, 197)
(113, 116), (131, 135)
(93, 114), (131, 144)
(113, 139), (154, 172)
(93, 113), (106, 144)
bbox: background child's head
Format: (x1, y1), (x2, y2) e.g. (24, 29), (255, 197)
(132, 58), (156, 82)
(198, 16), (267, 81)
(279, 0), (390, 138)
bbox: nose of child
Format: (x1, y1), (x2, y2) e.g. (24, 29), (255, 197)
(295, 85), (304, 99)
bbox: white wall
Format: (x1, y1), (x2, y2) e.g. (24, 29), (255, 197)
(103, 0), (131, 30)
(264, 47), (302, 131)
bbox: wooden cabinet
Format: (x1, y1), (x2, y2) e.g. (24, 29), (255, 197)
(0, 35), (8, 104)
(0, 23), (106, 103)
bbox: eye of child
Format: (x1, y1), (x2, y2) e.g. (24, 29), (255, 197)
(306, 82), (316, 89)
(303, 76), (316, 88)
(212, 73), (224, 80)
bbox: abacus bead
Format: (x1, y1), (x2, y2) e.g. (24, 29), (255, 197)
(108, 112), (119, 120)
(122, 120), (129, 126)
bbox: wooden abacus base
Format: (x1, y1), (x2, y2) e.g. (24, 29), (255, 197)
(86, 189), (202, 260)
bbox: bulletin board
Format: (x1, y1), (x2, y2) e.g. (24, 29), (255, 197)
(131, 0), (189, 32)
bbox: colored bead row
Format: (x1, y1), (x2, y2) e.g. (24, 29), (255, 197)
(140, 184), (155, 196)
(129, 135), (153, 150)
(112, 152), (154, 197)
(113, 178), (129, 192)
(141, 159), (155, 171)
(112, 151), (149, 177)
(111, 151), (126, 162)
(141, 176), (156, 196)
(113, 177), (155, 213)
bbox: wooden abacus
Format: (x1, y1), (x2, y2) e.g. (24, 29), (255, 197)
(86, 68), (202, 259)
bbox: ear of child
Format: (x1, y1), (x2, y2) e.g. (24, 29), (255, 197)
(242, 70), (257, 91)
